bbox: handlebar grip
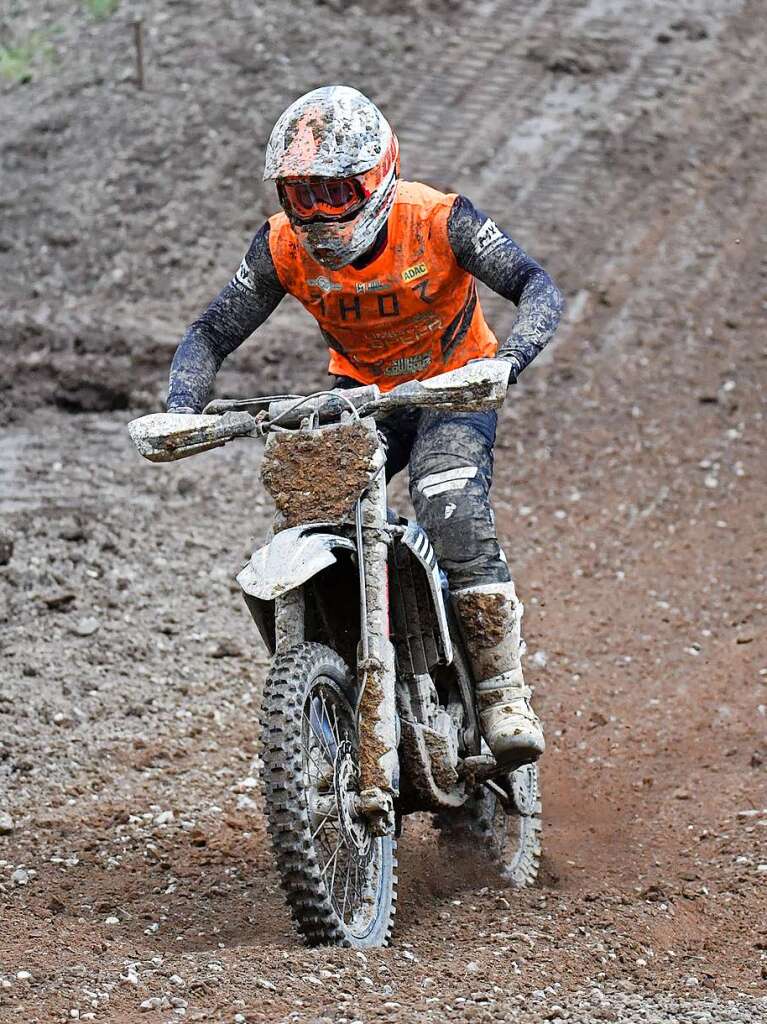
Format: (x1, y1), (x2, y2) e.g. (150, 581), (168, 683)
(128, 411), (257, 462)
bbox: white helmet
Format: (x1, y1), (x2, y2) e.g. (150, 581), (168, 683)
(264, 85), (400, 269)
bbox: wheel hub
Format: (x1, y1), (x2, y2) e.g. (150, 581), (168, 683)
(334, 740), (373, 856)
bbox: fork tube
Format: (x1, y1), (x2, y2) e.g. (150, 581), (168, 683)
(275, 588), (305, 652)
(355, 497), (369, 664)
(356, 456), (399, 834)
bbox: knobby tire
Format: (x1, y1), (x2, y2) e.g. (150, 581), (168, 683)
(260, 641), (398, 947)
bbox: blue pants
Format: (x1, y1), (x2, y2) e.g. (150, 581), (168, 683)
(378, 407), (509, 591)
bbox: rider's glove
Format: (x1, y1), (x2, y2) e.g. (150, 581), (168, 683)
(496, 345), (522, 386)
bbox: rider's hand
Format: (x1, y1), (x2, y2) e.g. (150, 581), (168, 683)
(495, 349), (521, 386)
(467, 354), (519, 388)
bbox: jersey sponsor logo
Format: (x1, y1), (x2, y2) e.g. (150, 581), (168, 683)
(363, 313), (442, 347)
(307, 275), (341, 292)
(333, 291), (400, 321)
(355, 280), (389, 293)
(401, 261), (428, 282)
(234, 257), (255, 291)
(383, 352), (432, 377)
(474, 218), (503, 257)
(411, 279), (434, 303)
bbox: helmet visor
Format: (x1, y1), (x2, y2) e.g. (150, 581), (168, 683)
(278, 133), (400, 225)
(279, 176), (367, 223)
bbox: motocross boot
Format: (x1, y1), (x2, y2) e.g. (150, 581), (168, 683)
(453, 581), (544, 767)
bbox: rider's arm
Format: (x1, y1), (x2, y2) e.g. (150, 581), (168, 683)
(447, 195), (565, 380)
(166, 223), (286, 413)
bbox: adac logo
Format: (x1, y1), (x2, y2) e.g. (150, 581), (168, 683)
(307, 275), (341, 293)
(401, 261), (428, 283)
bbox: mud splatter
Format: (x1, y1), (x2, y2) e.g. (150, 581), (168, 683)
(475, 686), (516, 711)
(260, 421), (377, 528)
(453, 588), (513, 648)
(422, 727), (460, 793)
(357, 661), (390, 793)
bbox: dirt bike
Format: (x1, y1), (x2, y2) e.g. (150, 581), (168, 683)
(128, 358), (542, 948)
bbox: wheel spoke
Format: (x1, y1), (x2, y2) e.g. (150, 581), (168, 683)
(331, 702), (342, 748)
(319, 692), (338, 758)
(303, 745), (327, 780)
(351, 852), (362, 910)
(321, 835), (343, 883)
(303, 705), (334, 763)
(310, 805), (337, 842)
(328, 836), (343, 899)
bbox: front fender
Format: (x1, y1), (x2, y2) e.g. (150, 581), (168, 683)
(236, 524), (356, 601)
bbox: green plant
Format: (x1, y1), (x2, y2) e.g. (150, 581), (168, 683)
(0, 33), (54, 84)
(84, 0), (120, 18)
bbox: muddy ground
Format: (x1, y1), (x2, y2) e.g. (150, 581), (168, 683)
(1, 1), (766, 1021)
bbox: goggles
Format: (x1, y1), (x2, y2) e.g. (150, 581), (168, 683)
(278, 135), (399, 224)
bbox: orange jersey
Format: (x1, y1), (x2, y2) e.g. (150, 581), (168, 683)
(268, 181), (499, 390)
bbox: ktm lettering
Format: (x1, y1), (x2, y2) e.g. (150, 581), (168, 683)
(339, 294), (362, 321)
(332, 292), (400, 321)
(309, 291), (326, 315)
(377, 292), (399, 317)
(411, 279), (433, 304)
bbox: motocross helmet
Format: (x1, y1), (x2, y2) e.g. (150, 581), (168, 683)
(264, 85), (400, 269)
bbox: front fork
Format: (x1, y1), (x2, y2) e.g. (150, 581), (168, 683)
(272, 432), (399, 837)
(354, 459), (399, 836)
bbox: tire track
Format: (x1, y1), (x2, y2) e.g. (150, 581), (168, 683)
(487, 0), (752, 334)
(553, 6), (766, 356)
(385, 0), (750, 338)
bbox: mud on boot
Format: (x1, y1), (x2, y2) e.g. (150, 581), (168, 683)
(452, 581), (544, 768)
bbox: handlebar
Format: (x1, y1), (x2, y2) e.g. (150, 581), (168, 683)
(129, 359), (511, 463)
(207, 358), (511, 425)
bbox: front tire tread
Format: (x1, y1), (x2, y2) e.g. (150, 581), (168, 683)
(261, 642), (397, 947)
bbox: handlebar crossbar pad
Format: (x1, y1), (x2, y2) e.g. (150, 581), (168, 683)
(268, 385), (380, 426)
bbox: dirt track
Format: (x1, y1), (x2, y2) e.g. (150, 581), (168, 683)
(1, 1), (766, 1021)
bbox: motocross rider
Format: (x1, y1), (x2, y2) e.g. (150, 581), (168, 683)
(167, 86), (564, 768)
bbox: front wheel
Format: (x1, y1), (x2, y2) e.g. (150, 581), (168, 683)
(261, 642), (397, 947)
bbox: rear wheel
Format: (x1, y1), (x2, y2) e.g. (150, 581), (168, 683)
(261, 642), (397, 947)
(436, 762), (542, 887)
